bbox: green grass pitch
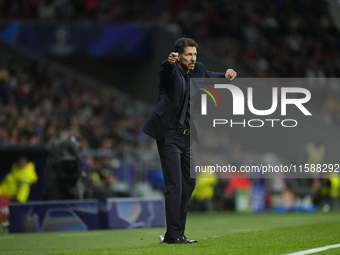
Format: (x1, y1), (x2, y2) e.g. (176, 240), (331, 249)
(1, 211), (340, 255)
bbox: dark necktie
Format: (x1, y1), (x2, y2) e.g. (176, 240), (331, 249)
(179, 75), (190, 125)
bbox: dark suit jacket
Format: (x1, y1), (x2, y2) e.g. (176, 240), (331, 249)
(142, 60), (225, 141)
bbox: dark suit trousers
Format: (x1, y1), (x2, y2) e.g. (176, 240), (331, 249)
(156, 130), (196, 239)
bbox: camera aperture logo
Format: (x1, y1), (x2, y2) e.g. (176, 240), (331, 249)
(200, 83), (312, 128)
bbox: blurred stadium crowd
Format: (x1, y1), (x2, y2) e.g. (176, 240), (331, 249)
(1, 0), (340, 124)
(0, 0), (339, 211)
(1, 0), (340, 75)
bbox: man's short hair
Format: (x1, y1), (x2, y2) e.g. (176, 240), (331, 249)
(18, 155), (28, 162)
(174, 38), (198, 54)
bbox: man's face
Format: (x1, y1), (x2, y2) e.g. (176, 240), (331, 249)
(178, 46), (197, 73)
(18, 157), (27, 168)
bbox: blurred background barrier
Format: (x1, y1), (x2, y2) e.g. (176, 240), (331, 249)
(100, 198), (165, 230)
(9, 198), (165, 233)
(0, 22), (153, 58)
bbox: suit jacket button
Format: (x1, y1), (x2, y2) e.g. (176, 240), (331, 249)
(175, 107), (179, 110)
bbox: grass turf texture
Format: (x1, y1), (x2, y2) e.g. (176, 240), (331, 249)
(1, 211), (340, 255)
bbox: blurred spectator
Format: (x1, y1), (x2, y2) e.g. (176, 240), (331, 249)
(189, 171), (218, 212)
(0, 195), (10, 232)
(303, 140), (326, 167)
(0, 156), (37, 202)
(38, 0), (56, 19)
(313, 172), (340, 211)
(216, 172), (252, 211)
(90, 157), (120, 198)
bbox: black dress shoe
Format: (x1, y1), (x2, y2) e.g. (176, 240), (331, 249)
(164, 236), (188, 244)
(183, 235), (198, 244)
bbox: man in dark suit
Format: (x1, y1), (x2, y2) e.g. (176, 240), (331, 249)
(142, 38), (237, 244)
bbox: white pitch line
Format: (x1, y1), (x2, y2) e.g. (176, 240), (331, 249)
(285, 243), (340, 255)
